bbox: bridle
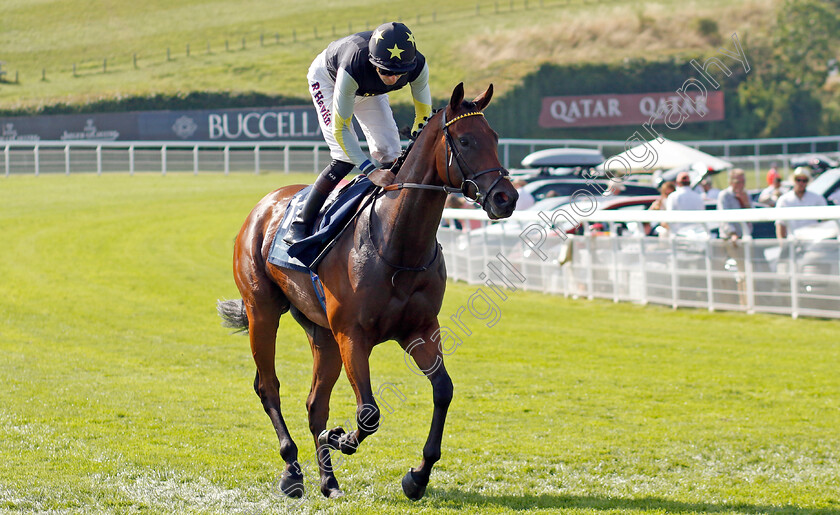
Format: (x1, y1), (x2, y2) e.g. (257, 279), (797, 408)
(440, 109), (509, 208)
(383, 108), (509, 209)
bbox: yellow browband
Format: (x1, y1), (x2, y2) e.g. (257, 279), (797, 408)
(443, 111), (484, 128)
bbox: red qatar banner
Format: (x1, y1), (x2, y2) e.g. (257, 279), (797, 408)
(538, 91), (724, 128)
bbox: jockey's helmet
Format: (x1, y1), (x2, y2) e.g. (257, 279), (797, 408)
(368, 22), (417, 74)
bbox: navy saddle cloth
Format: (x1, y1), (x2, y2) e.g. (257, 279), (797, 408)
(267, 176), (376, 272)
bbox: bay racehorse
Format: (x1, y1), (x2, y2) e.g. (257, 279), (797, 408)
(218, 83), (517, 501)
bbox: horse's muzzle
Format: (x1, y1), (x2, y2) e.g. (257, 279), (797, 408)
(485, 185), (518, 220)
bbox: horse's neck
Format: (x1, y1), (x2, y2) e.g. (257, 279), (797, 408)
(374, 131), (446, 264)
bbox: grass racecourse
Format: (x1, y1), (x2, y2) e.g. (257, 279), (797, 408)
(1, 172), (840, 514)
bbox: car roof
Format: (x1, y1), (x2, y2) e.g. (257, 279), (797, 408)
(521, 148), (605, 168)
(808, 167), (840, 197)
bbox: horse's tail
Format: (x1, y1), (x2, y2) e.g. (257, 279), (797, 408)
(217, 298), (249, 334)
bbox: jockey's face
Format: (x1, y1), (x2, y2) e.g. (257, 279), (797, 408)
(376, 68), (404, 86)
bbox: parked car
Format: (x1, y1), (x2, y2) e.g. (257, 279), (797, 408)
(808, 167), (840, 204)
(509, 148), (605, 181)
(521, 178), (658, 202)
(790, 154), (839, 175)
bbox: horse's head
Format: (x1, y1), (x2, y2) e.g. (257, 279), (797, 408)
(435, 83), (518, 220)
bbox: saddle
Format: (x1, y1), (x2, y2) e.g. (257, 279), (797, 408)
(267, 176), (376, 272)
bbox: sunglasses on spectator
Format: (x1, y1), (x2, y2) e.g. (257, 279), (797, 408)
(377, 68), (405, 77)
(795, 177), (809, 183)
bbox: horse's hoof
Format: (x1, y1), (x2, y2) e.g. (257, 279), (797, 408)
(401, 469), (427, 501)
(320, 477), (344, 498)
(337, 432), (358, 455)
(323, 487), (344, 499)
(318, 427), (345, 449)
(279, 471), (304, 499)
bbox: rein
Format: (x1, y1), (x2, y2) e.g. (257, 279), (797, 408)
(366, 188), (441, 286)
(367, 104), (508, 283)
(382, 108), (509, 208)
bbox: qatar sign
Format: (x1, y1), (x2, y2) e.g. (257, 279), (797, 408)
(538, 91), (724, 128)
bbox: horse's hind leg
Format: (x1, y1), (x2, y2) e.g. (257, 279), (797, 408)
(290, 308), (344, 498)
(247, 297), (304, 498)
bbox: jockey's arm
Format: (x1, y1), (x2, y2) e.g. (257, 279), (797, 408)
(409, 62), (432, 136)
(333, 68), (376, 174)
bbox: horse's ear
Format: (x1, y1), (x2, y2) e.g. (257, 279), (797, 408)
(473, 84), (494, 112)
(449, 83), (465, 112)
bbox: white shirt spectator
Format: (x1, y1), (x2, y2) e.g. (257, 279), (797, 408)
(702, 187), (720, 201)
(665, 185), (705, 235)
(515, 189), (535, 210)
(775, 190), (827, 235)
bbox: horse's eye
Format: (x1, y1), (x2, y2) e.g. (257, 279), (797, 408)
(459, 137), (469, 147)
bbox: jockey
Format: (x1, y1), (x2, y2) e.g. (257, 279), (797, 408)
(284, 21), (432, 245)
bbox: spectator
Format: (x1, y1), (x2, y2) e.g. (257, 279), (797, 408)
(716, 169), (752, 306)
(646, 180), (675, 236)
(758, 168), (786, 207)
(512, 179), (535, 210)
(717, 169), (753, 242)
(698, 178), (721, 201)
(649, 181), (676, 211)
(665, 171), (705, 235)
(775, 167), (827, 239)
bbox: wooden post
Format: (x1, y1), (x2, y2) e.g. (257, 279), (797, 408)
(42, 68), (46, 81)
(241, 37), (245, 49)
(167, 47), (171, 60)
(73, 63), (76, 76)
(133, 53), (137, 68)
(260, 33), (264, 46)
(103, 59), (107, 73)
(274, 33), (279, 44)
(225, 40), (229, 51)
(186, 43), (190, 56)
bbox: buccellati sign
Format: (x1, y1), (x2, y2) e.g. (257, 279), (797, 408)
(0, 106), (325, 141)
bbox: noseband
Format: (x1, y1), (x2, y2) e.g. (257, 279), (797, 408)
(441, 110), (509, 209)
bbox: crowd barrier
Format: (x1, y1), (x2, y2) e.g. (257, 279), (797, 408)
(4, 136), (840, 177)
(439, 205), (840, 319)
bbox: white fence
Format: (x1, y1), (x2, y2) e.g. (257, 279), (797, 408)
(4, 135), (840, 176)
(1, 140), (335, 176)
(439, 206), (840, 319)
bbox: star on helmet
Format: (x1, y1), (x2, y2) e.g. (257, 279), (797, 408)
(406, 31), (416, 45)
(371, 29), (385, 43)
(387, 44), (404, 59)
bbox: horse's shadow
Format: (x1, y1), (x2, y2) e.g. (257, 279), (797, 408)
(421, 490), (840, 514)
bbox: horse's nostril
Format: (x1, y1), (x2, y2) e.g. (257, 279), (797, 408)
(494, 191), (510, 205)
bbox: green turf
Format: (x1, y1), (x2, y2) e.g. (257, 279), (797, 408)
(1, 173), (838, 514)
(0, 0), (775, 110)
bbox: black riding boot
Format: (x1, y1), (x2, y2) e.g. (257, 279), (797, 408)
(284, 159), (354, 245)
(283, 188), (329, 245)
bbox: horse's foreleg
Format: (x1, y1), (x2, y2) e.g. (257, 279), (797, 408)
(294, 309), (345, 499)
(249, 302), (304, 498)
(399, 330), (453, 501)
(321, 335), (379, 456)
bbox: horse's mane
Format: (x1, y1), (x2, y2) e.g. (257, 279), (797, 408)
(392, 99), (476, 175)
